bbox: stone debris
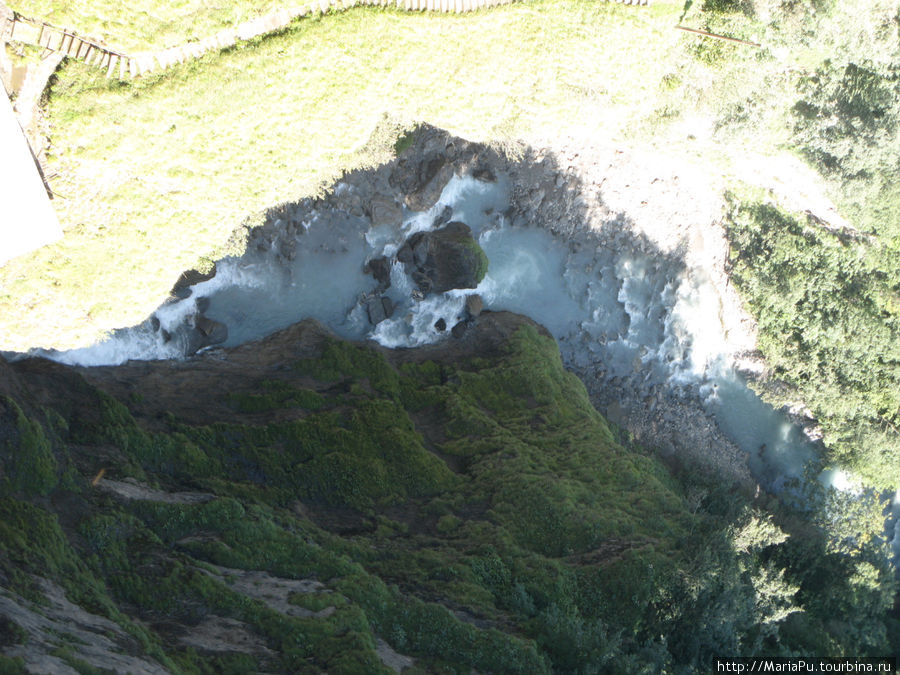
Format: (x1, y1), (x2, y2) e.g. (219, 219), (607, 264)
(375, 637), (416, 673)
(96, 476), (216, 504)
(178, 615), (275, 658)
(204, 565), (336, 619)
(0, 578), (168, 673)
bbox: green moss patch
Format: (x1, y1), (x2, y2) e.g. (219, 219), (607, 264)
(2, 315), (888, 668)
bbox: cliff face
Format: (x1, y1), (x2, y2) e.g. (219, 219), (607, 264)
(0, 311), (692, 673)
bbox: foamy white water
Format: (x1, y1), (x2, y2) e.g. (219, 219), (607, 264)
(28, 175), (827, 489)
(24, 171), (896, 560)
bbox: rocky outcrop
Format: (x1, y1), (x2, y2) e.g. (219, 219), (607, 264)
(368, 196), (403, 227)
(0, 578), (168, 674)
(365, 295), (394, 325)
(464, 294), (483, 318)
(150, 308), (228, 354)
(402, 156), (454, 212)
(171, 265), (217, 299)
(363, 255), (392, 291)
(397, 222), (488, 294)
(185, 314), (228, 353)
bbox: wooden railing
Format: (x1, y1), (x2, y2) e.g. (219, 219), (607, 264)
(2, 0), (649, 80)
(3, 13), (130, 77)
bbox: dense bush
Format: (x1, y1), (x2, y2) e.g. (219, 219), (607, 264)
(725, 199), (900, 486)
(793, 57), (900, 245)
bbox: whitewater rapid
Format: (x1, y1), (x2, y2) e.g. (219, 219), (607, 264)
(22, 172), (894, 557)
(27, 175), (824, 486)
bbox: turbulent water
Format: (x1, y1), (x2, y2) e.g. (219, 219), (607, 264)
(22, 172), (895, 556)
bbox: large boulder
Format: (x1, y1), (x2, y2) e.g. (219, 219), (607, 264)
(177, 314), (228, 354)
(363, 256), (392, 291)
(465, 294), (483, 318)
(397, 222), (488, 294)
(404, 156), (454, 212)
(365, 296), (394, 325)
(368, 196), (403, 227)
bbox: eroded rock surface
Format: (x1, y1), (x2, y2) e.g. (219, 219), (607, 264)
(0, 579), (168, 674)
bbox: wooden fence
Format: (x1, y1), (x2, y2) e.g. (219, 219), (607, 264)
(2, 0), (650, 80)
(3, 13), (131, 78)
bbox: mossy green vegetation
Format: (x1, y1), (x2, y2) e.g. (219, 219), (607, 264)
(227, 380), (325, 414)
(0, 397), (58, 497)
(0, 655), (27, 675)
(1, 319), (894, 670)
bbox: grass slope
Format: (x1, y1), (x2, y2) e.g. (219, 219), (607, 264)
(8, 0), (289, 53)
(0, 0), (682, 352)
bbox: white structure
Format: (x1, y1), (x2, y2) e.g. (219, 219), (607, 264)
(0, 85), (61, 266)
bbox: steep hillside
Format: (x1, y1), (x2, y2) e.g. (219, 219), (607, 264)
(2, 309), (895, 672)
(0, 312), (690, 672)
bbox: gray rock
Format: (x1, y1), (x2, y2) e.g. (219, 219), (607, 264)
(171, 264), (217, 299)
(396, 243), (414, 264)
(434, 318), (447, 332)
(369, 196), (402, 227)
(405, 157), (454, 212)
(278, 237), (297, 261)
(412, 238), (429, 267)
(432, 205), (453, 229)
(410, 269), (433, 293)
(182, 316), (228, 354)
(366, 297), (387, 325)
(364, 256), (392, 290)
(0, 578), (169, 675)
(195, 315), (221, 338)
(366, 296), (393, 325)
(472, 165), (496, 182)
(465, 294), (483, 318)
(451, 320), (468, 339)
(400, 222), (488, 294)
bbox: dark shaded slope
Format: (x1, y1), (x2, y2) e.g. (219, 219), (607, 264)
(0, 311), (692, 673)
(4, 308), (893, 672)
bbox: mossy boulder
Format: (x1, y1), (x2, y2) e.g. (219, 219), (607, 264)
(398, 221), (488, 293)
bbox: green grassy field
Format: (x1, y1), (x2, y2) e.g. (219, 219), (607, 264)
(8, 0), (289, 52)
(2, 0), (705, 352)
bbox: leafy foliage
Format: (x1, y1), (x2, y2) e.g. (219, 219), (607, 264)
(793, 58), (900, 246)
(725, 199), (900, 486)
(0, 398), (59, 497)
